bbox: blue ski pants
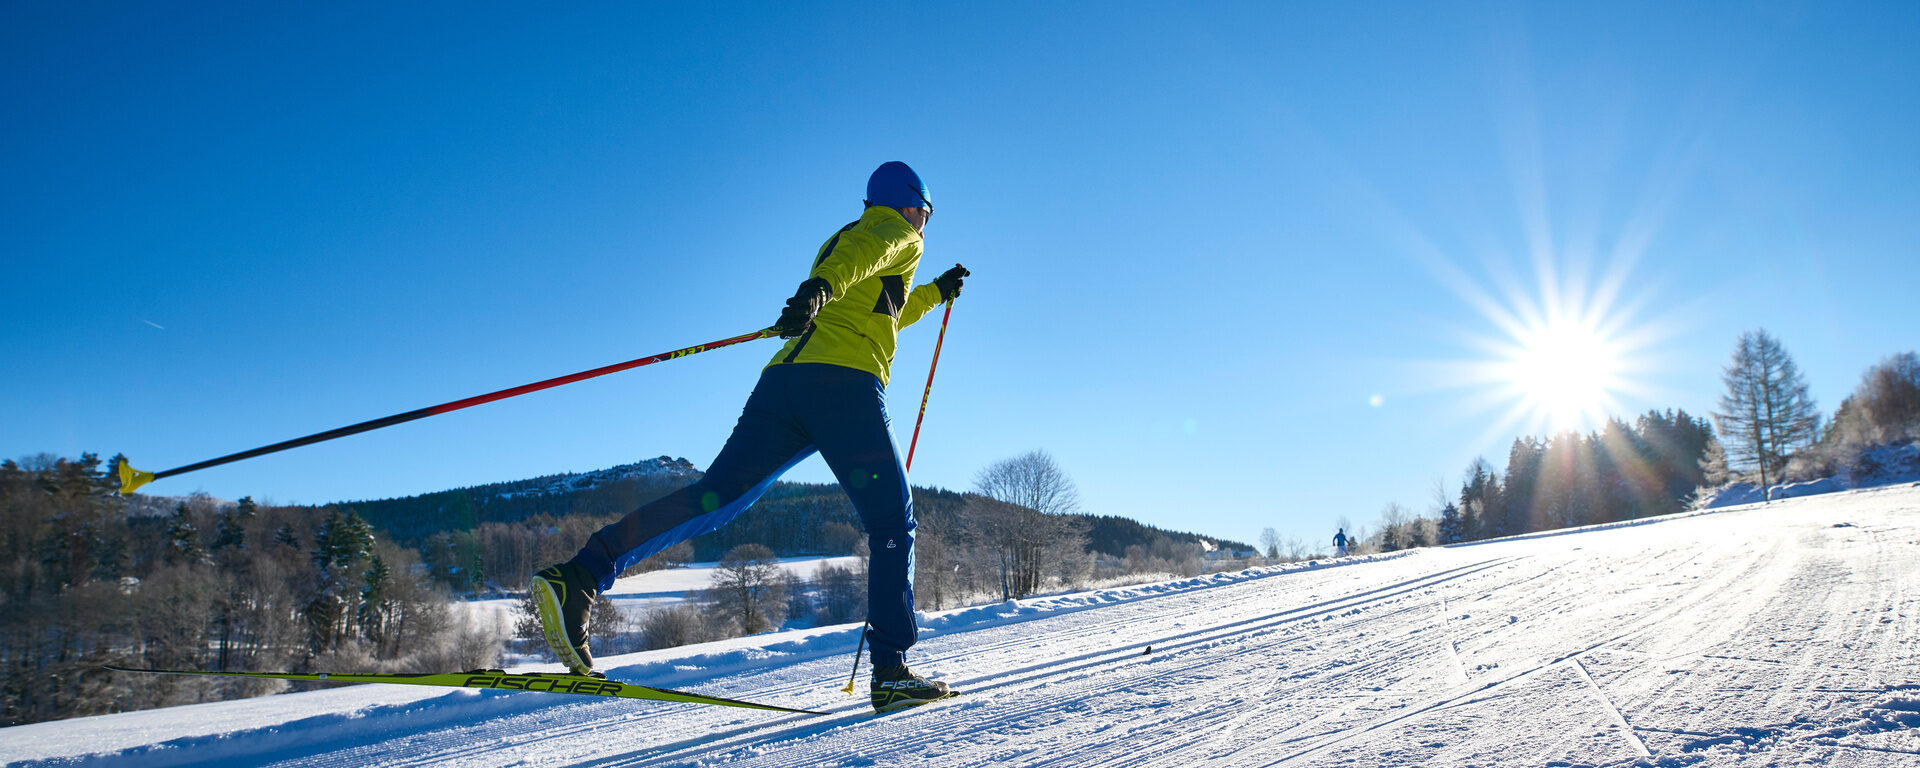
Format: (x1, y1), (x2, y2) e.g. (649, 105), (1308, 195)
(571, 363), (918, 667)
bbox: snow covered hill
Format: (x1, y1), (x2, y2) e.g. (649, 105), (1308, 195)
(7, 485), (1918, 767)
(485, 457), (701, 501)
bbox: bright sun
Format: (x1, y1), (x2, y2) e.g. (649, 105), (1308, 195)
(1501, 317), (1626, 434)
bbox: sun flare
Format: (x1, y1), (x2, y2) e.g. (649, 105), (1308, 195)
(1502, 318), (1624, 434)
(1399, 257), (1663, 446)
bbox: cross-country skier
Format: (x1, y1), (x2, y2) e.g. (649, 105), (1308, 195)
(1333, 528), (1350, 557)
(532, 161), (966, 713)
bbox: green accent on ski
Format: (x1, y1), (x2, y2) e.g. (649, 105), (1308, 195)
(873, 689), (961, 714)
(104, 666), (825, 715)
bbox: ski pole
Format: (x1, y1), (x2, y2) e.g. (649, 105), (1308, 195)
(903, 300), (954, 473)
(116, 327), (783, 495)
(838, 622), (870, 696)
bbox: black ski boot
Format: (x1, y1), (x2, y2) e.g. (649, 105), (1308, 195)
(532, 561), (599, 676)
(870, 665), (952, 713)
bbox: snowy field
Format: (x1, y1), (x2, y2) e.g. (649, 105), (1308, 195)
(462, 556), (865, 627)
(5, 484), (1917, 767)
(601, 556), (864, 609)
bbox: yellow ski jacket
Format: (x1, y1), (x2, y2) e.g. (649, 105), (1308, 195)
(767, 206), (944, 387)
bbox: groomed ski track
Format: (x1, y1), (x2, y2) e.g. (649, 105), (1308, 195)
(7, 485), (1918, 767)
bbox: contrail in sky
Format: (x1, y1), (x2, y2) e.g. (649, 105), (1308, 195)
(142, 320), (165, 330)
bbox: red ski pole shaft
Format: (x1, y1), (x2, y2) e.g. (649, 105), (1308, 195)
(904, 301), (954, 473)
(118, 327), (782, 494)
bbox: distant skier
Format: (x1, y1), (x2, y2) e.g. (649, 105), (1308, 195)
(532, 161), (966, 713)
(1333, 528), (1350, 557)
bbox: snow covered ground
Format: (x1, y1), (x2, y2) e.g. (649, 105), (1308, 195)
(6, 484), (1917, 767)
(461, 556), (865, 627)
(600, 556), (864, 607)
(1701, 442), (1920, 509)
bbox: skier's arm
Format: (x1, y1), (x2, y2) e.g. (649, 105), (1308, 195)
(899, 264), (967, 328)
(898, 283), (943, 328)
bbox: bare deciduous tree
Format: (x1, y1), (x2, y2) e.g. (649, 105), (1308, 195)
(1258, 528), (1282, 561)
(705, 544), (788, 635)
(974, 450), (1081, 516)
(640, 604), (710, 650)
(589, 594), (627, 653)
(811, 560), (865, 624)
(1376, 502), (1413, 552)
(1714, 329), (1820, 498)
(968, 495), (1088, 599)
(1827, 352), (1920, 448)
(971, 451), (1091, 599)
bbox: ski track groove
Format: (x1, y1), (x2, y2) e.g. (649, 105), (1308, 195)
(1562, 525), (1800, 762)
(1598, 508), (1919, 765)
(1221, 536), (1756, 765)
(987, 595), (1467, 768)
(1250, 530), (1781, 766)
(775, 549), (1629, 768)
(1572, 657), (1652, 758)
(752, 560), (1524, 768)
(1433, 591), (1470, 687)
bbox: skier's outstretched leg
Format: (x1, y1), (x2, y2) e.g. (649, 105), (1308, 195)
(533, 370), (815, 675)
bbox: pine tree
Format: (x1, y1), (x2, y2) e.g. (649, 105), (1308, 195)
(34, 453), (120, 589)
(1638, 409), (1715, 506)
(358, 553), (393, 653)
(306, 509), (375, 651)
(1437, 502), (1464, 544)
(1458, 458), (1498, 542)
(208, 496), (256, 670)
(1502, 437), (1544, 534)
(165, 503), (203, 566)
(212, 496), (256, 552)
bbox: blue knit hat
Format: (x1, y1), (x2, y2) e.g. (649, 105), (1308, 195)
(865, 161), (932, 212)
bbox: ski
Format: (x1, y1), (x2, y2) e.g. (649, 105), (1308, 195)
(874, 690), (962, 715)
(105, 666), (826, 715)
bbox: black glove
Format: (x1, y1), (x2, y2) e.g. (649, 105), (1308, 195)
(933, 264), (969, 303)
(775, 277), (832, 338)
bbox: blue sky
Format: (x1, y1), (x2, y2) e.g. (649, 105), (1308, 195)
(5, 2), (1916, 551)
